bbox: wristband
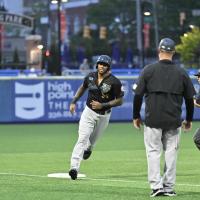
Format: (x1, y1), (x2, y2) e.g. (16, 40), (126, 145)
(101, 102), (111, 109)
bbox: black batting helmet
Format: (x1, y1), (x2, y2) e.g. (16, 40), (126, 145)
(159, 38), (175, 52)
(96, 55), (112, 69)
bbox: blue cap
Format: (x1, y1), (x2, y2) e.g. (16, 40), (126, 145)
(159, 38), (175, 52)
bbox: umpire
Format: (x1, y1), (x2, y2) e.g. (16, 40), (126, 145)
(133, 38), (196, 197)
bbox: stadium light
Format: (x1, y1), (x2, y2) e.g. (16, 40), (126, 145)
(51, 0), (58, 4)
(144, 11), (151, 16)
(189, 25), (195, 29)
(37, 44), (44, 50)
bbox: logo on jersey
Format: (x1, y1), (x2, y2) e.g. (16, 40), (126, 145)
(89, 77), (94, 81)
(15, 82), (45, 119)
(101, 83), (111, 94)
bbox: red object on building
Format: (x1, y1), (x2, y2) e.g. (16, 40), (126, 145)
(143, 23), (150, 49)
(45, 50), (50, 57)
(60, 10), (67, 42)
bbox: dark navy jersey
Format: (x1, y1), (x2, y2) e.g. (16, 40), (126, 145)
(134, 60), (196, 129)
(83, 72), (124, 112)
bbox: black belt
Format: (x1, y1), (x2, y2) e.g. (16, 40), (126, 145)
(95, 109), (111, 115)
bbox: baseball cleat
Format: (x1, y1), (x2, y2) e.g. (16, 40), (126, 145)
(69, 169), (78, 180)
(83, 150), (92, 160)
(150, 188), (164, 197)
(163, 191), (176, 196)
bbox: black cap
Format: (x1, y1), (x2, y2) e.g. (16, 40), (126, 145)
(159, 38), (175, 52)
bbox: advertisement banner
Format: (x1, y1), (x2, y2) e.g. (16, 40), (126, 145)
(0, 77), (199, 123)
(11, 79), (87, 122)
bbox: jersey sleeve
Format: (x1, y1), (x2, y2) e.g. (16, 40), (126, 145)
(113, 79), (124, 98)
(82, 74), (89, 88)
(183, 72), (196, 99)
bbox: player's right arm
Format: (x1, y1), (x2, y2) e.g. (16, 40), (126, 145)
(70, 84), (87, 114)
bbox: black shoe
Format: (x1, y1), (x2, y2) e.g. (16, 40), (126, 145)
(150, 188), (164, 197)
(83, 150), (92, 160)
(69, 169), (77, 180)
(164, 191), (176, 197)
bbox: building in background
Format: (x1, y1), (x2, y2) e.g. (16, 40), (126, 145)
(2, 0), (23, 14)
(0, 0), (26, 68)
(22, 0), (99, 47)
(0, 0), (99, 69)
(61, 0), (99, 36)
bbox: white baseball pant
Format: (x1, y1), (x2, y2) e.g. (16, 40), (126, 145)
(70, 106), (111, 171)
(144, 126), (181, 192)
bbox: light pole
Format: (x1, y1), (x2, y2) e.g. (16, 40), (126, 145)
(136, 0), (159, 68)
(136, 0), (144, 68)
(152, 0), (159, 48)
(0, 0), (7, 67)
(51, 0), (68, 75)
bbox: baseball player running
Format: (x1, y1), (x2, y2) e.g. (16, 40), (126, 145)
(133, 38), (195, 197)
(69, 55), (124, 180)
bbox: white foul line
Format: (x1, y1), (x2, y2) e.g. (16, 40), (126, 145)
(0, 172), (200, 188)
(0, 172), (46, 178)
(86, 178), (200, 188)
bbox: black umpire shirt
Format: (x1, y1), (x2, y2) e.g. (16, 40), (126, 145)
(133, 60), (196, 129)
(83, 71), (124, 114)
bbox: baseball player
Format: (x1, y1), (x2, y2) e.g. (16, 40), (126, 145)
(193, 72), (200, 150)
(68, 55), (124, 180)
(133, 38), (196, 197)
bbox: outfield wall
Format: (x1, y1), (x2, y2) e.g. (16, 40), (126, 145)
(0, 76), (199, 123)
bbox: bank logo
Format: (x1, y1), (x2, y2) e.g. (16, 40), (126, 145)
(15, 82), (44, 119)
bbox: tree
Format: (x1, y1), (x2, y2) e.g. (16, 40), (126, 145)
(86, 0), (136, 60)
(158, 0), (200, 41)
(68, 0), (200, 64)
(176, 27), (200, 68)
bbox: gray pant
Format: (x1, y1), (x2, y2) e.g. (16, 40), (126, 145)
(70, 106), (111, 171)
(144, 126), (181, 192)
(193, 128), (200, 150)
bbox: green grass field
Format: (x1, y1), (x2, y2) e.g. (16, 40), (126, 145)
(0, 122), (200, 200)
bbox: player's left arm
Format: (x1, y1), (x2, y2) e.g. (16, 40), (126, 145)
(182, 74), (195, 131)
(103, 96), (123, 108)
(107, 80), (124, 107)
(90, 97), (123, 110)
(90, 80), (124, 110)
